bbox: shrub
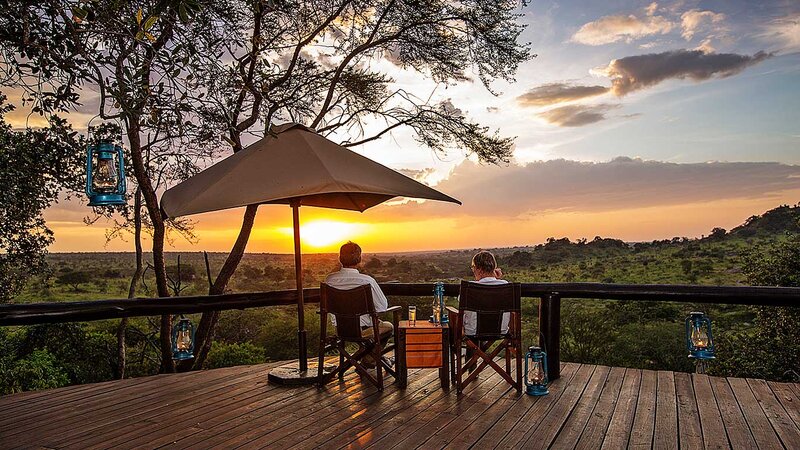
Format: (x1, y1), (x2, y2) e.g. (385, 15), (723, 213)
(204, 342), (266, 369)
(2, 349), (70, 394)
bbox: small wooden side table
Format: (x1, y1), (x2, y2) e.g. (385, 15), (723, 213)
(396, 320), (450, 389)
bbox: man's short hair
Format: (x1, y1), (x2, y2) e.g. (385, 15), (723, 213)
(472, 250), (497, 273)
(339, 241), (362, 267)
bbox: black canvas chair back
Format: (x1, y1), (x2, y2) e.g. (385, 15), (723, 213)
(317, 283), (400, 391)
(322, 283), (375, 340)
(458, 281), (521, 338)
(447, 280), (523, 394)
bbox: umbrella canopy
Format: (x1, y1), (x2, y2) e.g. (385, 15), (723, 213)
(161, 123), (460, 218)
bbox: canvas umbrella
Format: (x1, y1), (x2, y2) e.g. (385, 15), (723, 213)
(160, 123), (460, 382)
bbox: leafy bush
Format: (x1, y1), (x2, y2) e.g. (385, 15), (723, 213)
(204, 342), (266, 369)
(18, 323), (116, 385)
(713, 235), (800, 380)
(2, 349), (70, 394)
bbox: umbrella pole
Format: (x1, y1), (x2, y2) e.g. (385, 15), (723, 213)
(292, 202), (308, 372)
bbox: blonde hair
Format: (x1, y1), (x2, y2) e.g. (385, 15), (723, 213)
(472, 251), (497, 273)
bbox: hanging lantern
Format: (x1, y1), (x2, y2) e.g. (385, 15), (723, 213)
(524, 346), (549, 396)
(685, 311), (715, 360)
(86, 141), (126, 206)
(171, 316), (195, 360)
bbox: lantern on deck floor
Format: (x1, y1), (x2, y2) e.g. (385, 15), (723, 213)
(685, 311), (715, 360)
(86, 142), (126, 206)
(524, 346), (549, 396)
(172, 316), (195, 360)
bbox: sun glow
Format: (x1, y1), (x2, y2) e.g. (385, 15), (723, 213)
(279, 220), (369, 249)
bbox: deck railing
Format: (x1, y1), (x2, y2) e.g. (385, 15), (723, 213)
(1, 283), (799, 379)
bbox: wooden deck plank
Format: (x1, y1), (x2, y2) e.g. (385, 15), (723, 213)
(628, 369), (657, 449)
(334, 373), (456, 449)
(284, 370), (444, 449)
(707, 376), (756, 450)
(3, 363), (260, 444)
(600, 368), (642, 450)
(516, 364), (598, 449)
(70, 367), (274, 449)
(549, 365), (611, 449)
(415, 377), (516, 449)
(166, 368), (379, 449)
(1, 361), (798, 450)
(693, 374), (731, 450)
(769, 381), (800, 429)
(747, 378), (800, 449)
(674, 372), (704, 449)
(141, 370), (370, 449)
(493, 363), (588, 449)
(574, 366), (626, 450)
(727, 377), (783, 449)
(382, 371), (504, 449)
(654, 371), (678, 450)
(457, 363), (581, 449)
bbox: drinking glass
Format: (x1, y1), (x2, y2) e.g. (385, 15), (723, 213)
(408, 305), (417, 326)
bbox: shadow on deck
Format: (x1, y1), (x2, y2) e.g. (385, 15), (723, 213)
(1, 360), (799, 449)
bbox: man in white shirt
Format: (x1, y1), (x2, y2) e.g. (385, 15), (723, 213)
(463, 250), (510, 336)
(324, 242), (392, 365)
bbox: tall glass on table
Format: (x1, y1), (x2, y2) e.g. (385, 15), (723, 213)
(408, 305), (417, 327)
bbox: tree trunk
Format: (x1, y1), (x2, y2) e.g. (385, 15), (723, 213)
(187, 204), (259, 370)
(126, 123), (174, 373)
(117, 188), (143, 379)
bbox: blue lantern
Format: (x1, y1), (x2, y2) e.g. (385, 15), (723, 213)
(685, 311), (715, 360)
(86, 142), (126, 206)
(433, 281), (448, 324)
(171, 316), (195, 361)
(524, 346), (549, 396)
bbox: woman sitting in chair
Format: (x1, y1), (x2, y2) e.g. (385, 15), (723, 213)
(463, 250), (510, 336)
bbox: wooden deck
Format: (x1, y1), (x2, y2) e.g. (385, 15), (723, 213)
(1, 361), (799, 449)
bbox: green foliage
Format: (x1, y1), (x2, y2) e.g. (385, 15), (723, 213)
(18, 323), (116, 385)
(204, 342), (266, 369)
(0, 95), (83, 301)
(56, 271), (93, 292)
(2, 349), (70, 394)
(713, 235), (800, 380)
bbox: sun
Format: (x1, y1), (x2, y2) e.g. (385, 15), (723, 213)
(280, 220), (367, 249)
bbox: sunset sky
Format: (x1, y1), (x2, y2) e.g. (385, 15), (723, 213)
(31, 1), (800, 253)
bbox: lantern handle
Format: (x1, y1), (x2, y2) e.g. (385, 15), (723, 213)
(85, 144), (95, 198)
(115, 144), (127, 196)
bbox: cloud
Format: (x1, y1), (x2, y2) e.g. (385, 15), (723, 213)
(593, 49), (773, 96)
(680, 9), (726, 41)
(570, 6), (674, 46)
(758, 13), (800, 53)
(537, 104), (619, 127)
(376, 158), (800, 219)
(516, 83), (609, 107)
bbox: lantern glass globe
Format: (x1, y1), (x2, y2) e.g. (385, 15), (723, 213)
(93, 157), (119, 192)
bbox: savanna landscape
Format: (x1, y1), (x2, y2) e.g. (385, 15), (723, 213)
(3, 203), (798, 394)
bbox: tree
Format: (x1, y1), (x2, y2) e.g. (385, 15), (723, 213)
(0, 96), (83, 301)
(56, 271), (92, 292)
(0, 0), (531, 371)
(714, 235), (800, 380)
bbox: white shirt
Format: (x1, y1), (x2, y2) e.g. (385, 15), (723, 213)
(324, 268), (389, 327)
(462, 277), (510, 336)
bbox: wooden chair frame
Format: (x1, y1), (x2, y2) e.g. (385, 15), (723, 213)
(317, 283), (401, 390)
(447, 281), (523, 394)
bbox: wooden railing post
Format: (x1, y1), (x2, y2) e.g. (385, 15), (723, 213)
(538, 293), (561, 380)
